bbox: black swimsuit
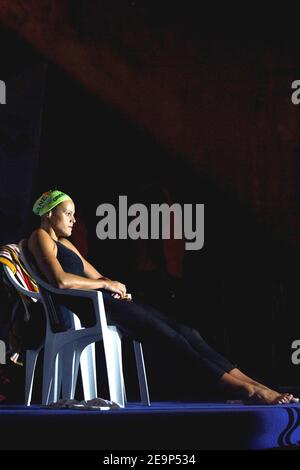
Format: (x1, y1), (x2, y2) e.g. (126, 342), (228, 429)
(56, 240), (235, 381)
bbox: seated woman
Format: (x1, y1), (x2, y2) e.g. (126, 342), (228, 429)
(28, 189), (299, 405)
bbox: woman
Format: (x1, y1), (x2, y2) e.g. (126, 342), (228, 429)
(29, 189), (298, 405)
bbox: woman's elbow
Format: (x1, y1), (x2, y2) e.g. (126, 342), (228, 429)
(57, 276), (72, 290)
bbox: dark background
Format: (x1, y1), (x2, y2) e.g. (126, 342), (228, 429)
(1, 1), (300, 401)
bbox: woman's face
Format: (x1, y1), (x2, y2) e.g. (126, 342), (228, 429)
(49, 199), (76, 237)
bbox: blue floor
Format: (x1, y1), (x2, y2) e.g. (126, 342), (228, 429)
(1, 401), (300, 450)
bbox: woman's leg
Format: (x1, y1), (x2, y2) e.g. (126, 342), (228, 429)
(102, 292), (234, 379)
(230, 368), (272, 387)
(102, 293), (298, 404)
(143, 306), (299, 404)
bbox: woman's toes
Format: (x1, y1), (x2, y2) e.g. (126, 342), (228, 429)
(277, 393), (300, 404)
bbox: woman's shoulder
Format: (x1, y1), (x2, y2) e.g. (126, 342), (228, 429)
(28, 229), (56, 252)
(29, 228), (50, 243)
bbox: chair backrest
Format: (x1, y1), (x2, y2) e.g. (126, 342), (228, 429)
(0, 244), (39, 301)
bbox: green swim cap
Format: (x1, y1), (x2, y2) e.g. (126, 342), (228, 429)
(32, 190), (72, 216)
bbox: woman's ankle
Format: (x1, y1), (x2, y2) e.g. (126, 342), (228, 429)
(219, 372), (255, 398)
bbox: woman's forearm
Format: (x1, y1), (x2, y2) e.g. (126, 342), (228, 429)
(56, 273), (126, 298)
(57, 272), (109, 290)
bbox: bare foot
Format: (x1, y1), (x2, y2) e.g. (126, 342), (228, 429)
(245, 385), (298, 405)
(229, 369), (299, 404)
(220, 372), (299, 404)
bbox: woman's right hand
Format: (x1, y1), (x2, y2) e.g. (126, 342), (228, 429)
(104, 279), (127, 298)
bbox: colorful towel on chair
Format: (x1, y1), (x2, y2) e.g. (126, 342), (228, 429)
(0, 244), (39, 295)
(0, 243), (41, 363)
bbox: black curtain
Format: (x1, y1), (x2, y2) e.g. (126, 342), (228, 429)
(0, 63), (46, 244)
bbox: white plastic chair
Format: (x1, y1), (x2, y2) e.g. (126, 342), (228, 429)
(2, 247), (147, 407)
(2, 256), (97, 405)
(19, 240), (150, 407)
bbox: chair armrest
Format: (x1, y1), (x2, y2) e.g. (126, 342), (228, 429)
(43, 287), (107, 330)
(36, 283), (101, 301)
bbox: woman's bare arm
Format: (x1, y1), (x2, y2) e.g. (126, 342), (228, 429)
(28, 229), (127, 296)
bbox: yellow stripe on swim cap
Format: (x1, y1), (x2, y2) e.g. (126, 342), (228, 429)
(32, 190), (72, 216)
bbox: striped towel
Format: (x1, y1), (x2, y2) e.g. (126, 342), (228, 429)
(0, 244), (39, 296)
(0, 244), (40, 363)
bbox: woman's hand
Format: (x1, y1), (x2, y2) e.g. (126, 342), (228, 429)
(104, 279), (127, 298)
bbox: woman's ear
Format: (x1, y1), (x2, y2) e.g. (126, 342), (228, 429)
(46, 210), (52, 219)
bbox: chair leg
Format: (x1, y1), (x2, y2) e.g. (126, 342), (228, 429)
(80, 343), (98, 400)
(61, 346), (77, 400)
(42, 343), (60, 405)
(70, 314), (98, 400)
(53, 352), (62, 403)
(133, 341), (150, 406)
(25, 349), (40, 406)
(103, 328), (125, 407)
